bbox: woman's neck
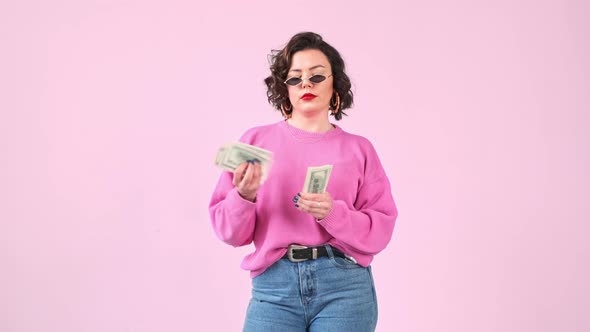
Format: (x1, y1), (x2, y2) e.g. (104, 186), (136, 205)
(287, 113), (333, 133)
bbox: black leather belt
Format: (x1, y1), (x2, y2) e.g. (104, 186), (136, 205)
(282, 244), (348, 262)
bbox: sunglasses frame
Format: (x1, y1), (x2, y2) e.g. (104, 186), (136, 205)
(283, 74), (333, 86)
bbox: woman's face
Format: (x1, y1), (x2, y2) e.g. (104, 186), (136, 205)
(286, 49), (334, 116)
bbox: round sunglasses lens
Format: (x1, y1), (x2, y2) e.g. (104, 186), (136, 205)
(309, 75), (326, 83)
(286, 77), (302, 86)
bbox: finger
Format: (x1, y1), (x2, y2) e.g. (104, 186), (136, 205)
(297, 198), (322, 211)
(296, 200), (311, 213)
(241, 161), (255, 187)
(244, 161), (262, 187)
(252, 162), (262, 184)
(294, 196), (308, 211)
(299, 192), (328, 203)
(296, 200), (325, 219)
(310, 192), (332, 208)
(233, 162), (249, 186)
(298, 192), (318, 201)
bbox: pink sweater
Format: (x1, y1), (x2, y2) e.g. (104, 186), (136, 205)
(209, 120), (398, 277)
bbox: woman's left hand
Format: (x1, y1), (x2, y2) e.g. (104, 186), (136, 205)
(294, 192), (333, 220)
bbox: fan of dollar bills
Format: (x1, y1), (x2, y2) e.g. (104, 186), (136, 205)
(214, 142), (273, 181)
(214, 142), (332, 192)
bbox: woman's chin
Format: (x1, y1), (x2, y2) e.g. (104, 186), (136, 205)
(294, 105), (328, 115)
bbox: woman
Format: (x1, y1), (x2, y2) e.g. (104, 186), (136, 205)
(209, 32), (398, 332)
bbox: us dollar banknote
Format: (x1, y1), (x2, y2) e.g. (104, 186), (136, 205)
(302, 165), (333, 193)
(214, 142), (273, 181)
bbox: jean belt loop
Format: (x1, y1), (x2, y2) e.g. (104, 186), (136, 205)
(324, 244), (334, 258)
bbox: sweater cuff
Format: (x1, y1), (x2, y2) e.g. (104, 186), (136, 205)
(317, 200), (347, 230)
(226, 187), (256, 215)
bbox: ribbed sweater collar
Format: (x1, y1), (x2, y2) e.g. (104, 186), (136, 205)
(278, 120), (343, 143)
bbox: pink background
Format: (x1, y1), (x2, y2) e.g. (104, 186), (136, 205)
(2, 0), (589, 331)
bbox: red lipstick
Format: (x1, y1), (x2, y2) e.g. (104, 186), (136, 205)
(301, 93), (317, 101)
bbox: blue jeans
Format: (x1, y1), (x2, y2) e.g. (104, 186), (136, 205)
(243, 245), (378, 332)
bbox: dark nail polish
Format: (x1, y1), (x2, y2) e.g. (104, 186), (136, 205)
(297, 192), (301, 197)
(253, 158), (260, 164)
(295, 204), (299, 208)
(292, 196), (298, 202)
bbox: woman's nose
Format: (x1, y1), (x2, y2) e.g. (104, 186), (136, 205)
(301, 77), (313, 89)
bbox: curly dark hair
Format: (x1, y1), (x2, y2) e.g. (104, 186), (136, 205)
(264, 32), (353, 120)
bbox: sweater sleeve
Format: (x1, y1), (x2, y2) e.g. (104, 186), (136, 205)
(208, 172), (257, 247)
(208, 130), (258, 247)
(317, 141), (398, 256)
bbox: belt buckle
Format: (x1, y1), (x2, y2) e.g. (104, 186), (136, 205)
(287, 244), (308, 262)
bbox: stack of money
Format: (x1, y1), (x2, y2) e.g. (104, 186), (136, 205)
(214, 142), (273, 181)
(302, 165), (333, 193)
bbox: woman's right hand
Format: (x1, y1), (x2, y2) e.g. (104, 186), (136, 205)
(233, 160), (262, 202)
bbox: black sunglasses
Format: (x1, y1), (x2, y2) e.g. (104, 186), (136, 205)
(283, 74), (333, 86)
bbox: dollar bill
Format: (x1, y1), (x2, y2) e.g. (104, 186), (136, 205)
(214, 142), (273, 181)
(302, 165), (333, 193)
